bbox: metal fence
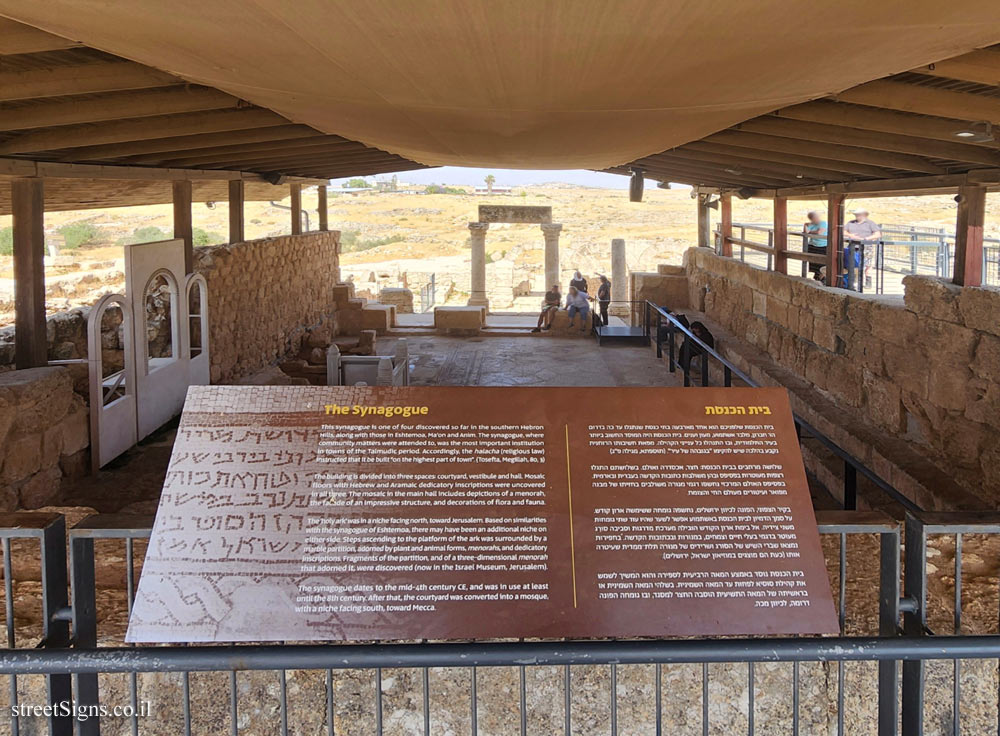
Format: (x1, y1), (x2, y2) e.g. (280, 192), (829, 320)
(419, 274), (437, 313)
(718, 222), (1000, 294)
(2, 509), (1000, 735)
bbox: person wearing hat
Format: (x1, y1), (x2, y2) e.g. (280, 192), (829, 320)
(844, 208), (880, 288)
(802, 210), (828, 280)
(595, 274), (611, 326)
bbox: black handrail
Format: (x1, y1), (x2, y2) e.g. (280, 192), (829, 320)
(644, 300), (922, 514)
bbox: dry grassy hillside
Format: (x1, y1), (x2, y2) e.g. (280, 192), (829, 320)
(1, 183), (998, 322)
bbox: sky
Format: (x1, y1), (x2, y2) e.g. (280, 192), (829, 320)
(330, 167), (674, 190)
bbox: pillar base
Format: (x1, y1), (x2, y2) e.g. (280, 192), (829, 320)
(467, 296), (490, 312)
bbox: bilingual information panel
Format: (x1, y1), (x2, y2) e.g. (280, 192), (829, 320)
(126, 385), (838, 642)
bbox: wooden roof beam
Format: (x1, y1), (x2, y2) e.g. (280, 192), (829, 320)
(912, 49), (1000, 86)
(0, 156), (328, 182)
(707, 130), (946, 174)
(119, 131), (333, 165)
(0, 108), (287, 154)
(739, 116), (1000, 167)
(285, 162), (427, 178)
(683, 140), (894, 177)
(655, 147), (855, 182)
(56, 124), (321, 161)
(183, 147), (394, 170)
(626, 160), (791, 188)
(776, 168), (1000, 198)
(0, 87), (240, 131)
(836, 80), (1000, 124)
(0, 18), (79, 55)
(153, 139), (358, 167)
(775, 101), (1000, 150)
(0, 61), (178, 102)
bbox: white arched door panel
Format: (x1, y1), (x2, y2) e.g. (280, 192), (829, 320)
(184, 273), (210, 387)
(125, 239), (190, 441)
(87, 293), (137, 470)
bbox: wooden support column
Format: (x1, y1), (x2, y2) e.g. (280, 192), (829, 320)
(773, 197), (788, 274)
(317, 184), (329, 232)
(697, 194), (711, 248)
(228, 179), (245, 244)
(12, 178), (47, 369)
(953, 184), (986, 287)
(172, 180), (193, 273)
(290, 182), (303, 235)
(719, 194), (733, 257)
(826, 193), (845, 288)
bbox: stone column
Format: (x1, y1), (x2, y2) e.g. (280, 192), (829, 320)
(611, 238), (628, 316)
(467, 222), (489, 308)
(541, 223), (562, 291)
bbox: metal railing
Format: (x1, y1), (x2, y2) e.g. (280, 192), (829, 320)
(2, 509), (999, 734)
(645, 300), (921, 514)
(419, 274), (437, 313)
(718, 222), (1000, 293)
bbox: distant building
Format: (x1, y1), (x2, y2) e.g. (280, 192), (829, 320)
(474, 186), (513, 195)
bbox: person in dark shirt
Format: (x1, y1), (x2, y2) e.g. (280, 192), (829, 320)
(569, 270), (588, 294)
(680, 321), (714, 373)
(595, 275), (611, 326)
(531, 284), (561, 332)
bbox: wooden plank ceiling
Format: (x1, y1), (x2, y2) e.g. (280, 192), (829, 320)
(0, 19), (427, 191)
(607, 46), (1000, 197)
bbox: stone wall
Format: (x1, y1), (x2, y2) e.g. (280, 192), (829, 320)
(0, 367), (89, 509)
(191, 230), (341, 383)
(684, 247), (1000, 506)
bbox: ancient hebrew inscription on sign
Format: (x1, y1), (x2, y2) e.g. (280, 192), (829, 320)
(126, 385), (837, 642)
(477, 205), (552, 223)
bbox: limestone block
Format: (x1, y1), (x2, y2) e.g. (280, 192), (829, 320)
(548, 308), (593, 334)
(1, 434), (41, 484)
(306, 326), (333, 349)
(60, 398), (89, 457)
(971, 334), (1000, 382)
(0, 393), (12, 451)
(884, 345), (930, 399)
(811, 317), (838, 352)
(927, 365), (972, 412)
(433, 306), (484, 334)
(823, 358), (863, 407)
(914, 318), (977, 363)
(957, 284), (1000, 337)
(18, 466), (62, 509)
(862, 371), (904, 433)
(964, 379), (1000, 431)
(0, 367), (74, 434)
(867, 301), (919, 347)
(332, 284), (354, 305)
(361, 305), (393, 334)
(630, 272), (689, 310)
(656, 264), (685, 276)
(377, 288), (414, 314)
(903, 276), (962, 322)
(752, 291), (767, 317)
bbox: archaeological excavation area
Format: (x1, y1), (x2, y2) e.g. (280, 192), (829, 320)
(1, 2), (1000, 735)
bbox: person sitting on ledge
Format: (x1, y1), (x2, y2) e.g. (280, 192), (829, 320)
(531, 284), (561, 333)
(680, 321), (715, 373)
(565, 285), (591, 333)
(569, 269), (588, 293)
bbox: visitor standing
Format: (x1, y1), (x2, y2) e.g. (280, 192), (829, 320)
(802, 210), (827, 280)
(596, 275), (611, 326)
(844, 208), (880, 289)
(569, 270), (588, 293)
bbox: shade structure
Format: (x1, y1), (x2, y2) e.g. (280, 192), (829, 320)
(4, 1), (1000, 169)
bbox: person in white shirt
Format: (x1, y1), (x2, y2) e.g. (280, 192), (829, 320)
(565, 286), (591, 333)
